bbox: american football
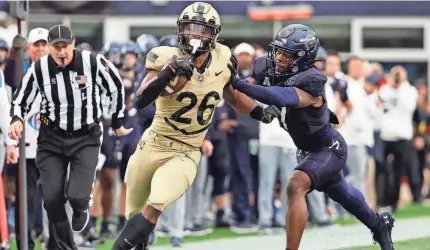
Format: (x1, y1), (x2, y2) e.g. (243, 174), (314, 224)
(160, 75), (189, 96)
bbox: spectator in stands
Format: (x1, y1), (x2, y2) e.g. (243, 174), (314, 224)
(3, 29), (49, 250)
(257, 95), (296, 233)
(325, 51), (353, 128)
(413, 79), (429, 194)
(0, 39), (8, 71)
(227, 43), (258, 233)
(208, 101), (233, 228)
(378, 65), (421, 212)
(363, 75), (384, 207)
(342, 56), (369, 195)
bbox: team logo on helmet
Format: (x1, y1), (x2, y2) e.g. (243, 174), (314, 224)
(300, 33), (317, 51)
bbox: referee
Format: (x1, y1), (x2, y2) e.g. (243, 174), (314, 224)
(8, 25), (132, 249)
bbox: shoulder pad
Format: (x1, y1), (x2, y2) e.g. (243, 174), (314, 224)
(252, 56), (272, 84)
(214, 42), (232, 63)
(296, 68), (327, 97)
(145, 46), (179, 71)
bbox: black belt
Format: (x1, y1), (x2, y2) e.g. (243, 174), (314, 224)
(40, 115), (99, 138)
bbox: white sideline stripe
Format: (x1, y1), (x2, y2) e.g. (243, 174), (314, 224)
(152, 217), (430, 250)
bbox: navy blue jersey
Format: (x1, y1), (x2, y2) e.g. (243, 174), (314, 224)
(251, 56), (336, 151)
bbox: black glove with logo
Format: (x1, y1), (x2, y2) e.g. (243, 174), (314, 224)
(250, 105), (279, 124)
(168, 55), (194, 80)
(227, 57), (240, 89)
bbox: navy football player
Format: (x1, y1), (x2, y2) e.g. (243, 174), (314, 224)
(228, 24), (394, 250)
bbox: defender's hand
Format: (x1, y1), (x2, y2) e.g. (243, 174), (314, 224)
(227, 63), (240, 89)
(168, 55), (194, 80)
(261, 106), (279, 124)
(202, 139), (214, 157)
(8, 120), (24, 140)
(6, 145), (18, 164)
(114, 126), (134, 137)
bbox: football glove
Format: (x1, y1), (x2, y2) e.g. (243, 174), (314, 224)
(261, 105), (279, 124)
(227, 63), (240, 89)
(168, 55), (194, 80)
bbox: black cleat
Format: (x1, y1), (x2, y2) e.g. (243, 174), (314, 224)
(72, 209), (90, 232)
(372, 212), (395, 250)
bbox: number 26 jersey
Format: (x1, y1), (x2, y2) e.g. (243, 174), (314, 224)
(144, 43), (232, 148)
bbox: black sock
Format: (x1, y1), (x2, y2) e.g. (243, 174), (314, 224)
(118, 216), (126, 230)
(101, 220), (110, 232)
(216, 209), (225, 220)
(112, 213), (156, 250)
(91, 216), (98, 226)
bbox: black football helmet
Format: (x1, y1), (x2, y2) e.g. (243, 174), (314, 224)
(267, 24), (320, 82)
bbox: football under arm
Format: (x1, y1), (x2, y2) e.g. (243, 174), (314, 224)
(135, 67), (175, 109)
(233, 79), (320, 108)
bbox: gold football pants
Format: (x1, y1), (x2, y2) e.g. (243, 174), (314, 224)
(124, 129), (201, 219)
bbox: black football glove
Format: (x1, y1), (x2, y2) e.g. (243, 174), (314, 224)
(261, 105), (279, 124)
(168, 55), (194, 80)
(227, 63), (240, 89)
(250, 105), (279, 124)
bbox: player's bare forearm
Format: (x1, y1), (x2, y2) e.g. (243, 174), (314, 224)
(223, 84), (256, 115)
(233, 79), (320, 108)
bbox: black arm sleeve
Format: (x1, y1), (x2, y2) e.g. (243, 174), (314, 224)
(135, 67), (175, 109)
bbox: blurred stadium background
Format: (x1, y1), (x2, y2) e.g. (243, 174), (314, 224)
(1, 1), (430, 250)
(25, 0), (430, 85)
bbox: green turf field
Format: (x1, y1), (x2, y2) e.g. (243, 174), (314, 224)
(340, 236), (430, 250)
(9, 203), (430, 249)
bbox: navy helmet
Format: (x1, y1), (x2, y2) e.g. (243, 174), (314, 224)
(121, 41), (141, 71)
(159, 35), (178, 47)
(267, 24), (320, 81)
(136, 34), (159, 54)
(121, 41), (141, 55)
(101, 41), (123, 68)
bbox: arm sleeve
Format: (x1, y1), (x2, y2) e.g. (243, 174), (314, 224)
(10, 64), (39, 124)
(96, 54), (126, 129)
(234, 79), (299, 107)
(135, 47), (176, 109)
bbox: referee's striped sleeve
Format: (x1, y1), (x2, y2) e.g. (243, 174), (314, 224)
(10, 63), (39, 124)
(96, 54), (125, 129)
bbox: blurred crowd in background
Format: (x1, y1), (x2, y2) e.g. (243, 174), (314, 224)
(0, 2), (430, 250)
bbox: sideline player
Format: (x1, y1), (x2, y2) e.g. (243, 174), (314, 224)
(228, 24), (395, 250)
(111, 2), (277, 250)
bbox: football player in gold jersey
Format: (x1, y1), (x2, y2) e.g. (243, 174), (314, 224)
(111, 2), (277, 249)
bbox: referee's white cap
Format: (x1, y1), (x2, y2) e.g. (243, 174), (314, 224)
(28, 28), (49, 44)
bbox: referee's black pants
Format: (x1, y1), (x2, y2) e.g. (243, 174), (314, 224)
(36, 123), (102, 250)
(14, 159), (40, 250)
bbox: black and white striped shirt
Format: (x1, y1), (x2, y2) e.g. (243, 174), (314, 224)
(11, 50), (125, 132)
